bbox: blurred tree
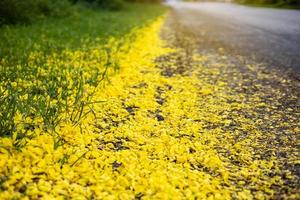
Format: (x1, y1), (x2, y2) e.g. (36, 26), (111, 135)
(0, 0), (72, 25)
(94, 0), (124, 10)
(126, 0), (162, 2)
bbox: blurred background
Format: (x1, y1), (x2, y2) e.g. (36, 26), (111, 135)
(1, 0), (299, 26)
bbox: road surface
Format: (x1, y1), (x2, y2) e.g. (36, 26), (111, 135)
(167, 2), (300, 75)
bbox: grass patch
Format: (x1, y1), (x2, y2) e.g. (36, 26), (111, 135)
(0, 3), (167, 138)
(0, 3), (167, 63)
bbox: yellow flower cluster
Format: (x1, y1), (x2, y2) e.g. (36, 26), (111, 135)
(0, 15), (298, 199)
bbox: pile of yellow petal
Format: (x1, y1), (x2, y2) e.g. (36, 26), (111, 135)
(0, 16), (297, 199)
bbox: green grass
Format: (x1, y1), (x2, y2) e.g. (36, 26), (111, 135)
(0, 3), (167, 139)
(0, 3), (167, 64)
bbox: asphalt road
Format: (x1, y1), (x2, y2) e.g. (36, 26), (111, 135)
(167, 2), (300, 75)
